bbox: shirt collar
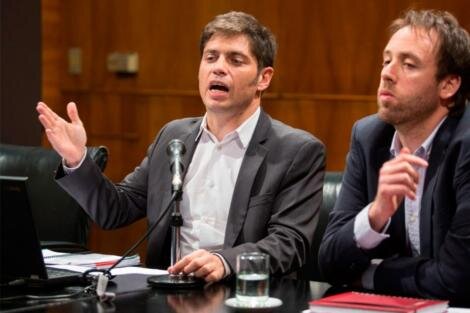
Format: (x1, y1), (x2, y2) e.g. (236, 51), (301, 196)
(195, 107), (261, 149)
(390, 116), (447, 159)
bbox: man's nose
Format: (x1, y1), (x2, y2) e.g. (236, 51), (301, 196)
(381, 61), (397, 83)
(211, 58), (228, 76)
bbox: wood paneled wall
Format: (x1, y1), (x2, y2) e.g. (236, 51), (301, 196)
(41, 0), (470, 260)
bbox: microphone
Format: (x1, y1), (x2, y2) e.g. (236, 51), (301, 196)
(82, 138), (201, 295)
(83, 190), (183, 298)
(166, 139), (186, 193)
(147, 138), (202, 288)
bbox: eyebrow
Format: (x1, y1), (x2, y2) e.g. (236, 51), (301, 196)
(227, 51), (249, 59)
(383, 50), (421, 63)
(204, 48), (249, 58)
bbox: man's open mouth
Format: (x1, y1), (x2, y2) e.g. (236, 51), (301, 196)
(209, 81), (229, 92)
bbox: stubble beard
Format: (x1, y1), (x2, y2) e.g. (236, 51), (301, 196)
(377, 93), (440, 129)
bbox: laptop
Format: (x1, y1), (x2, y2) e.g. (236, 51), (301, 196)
(0, 175), (88, 288)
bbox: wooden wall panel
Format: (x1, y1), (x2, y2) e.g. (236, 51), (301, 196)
(60, 0), (93, 91)
(41, 0), (62, 111)
(263, 96), (378, 170)
(275, 0), (385, 94)
(41, 0), (470, 261)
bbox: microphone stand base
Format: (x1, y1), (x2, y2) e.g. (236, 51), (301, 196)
(147, 274), (205, 289)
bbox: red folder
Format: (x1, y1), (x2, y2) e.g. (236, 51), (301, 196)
(309, 291), (448, 313)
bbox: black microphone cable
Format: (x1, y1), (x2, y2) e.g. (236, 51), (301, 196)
(80, 190), (180, 300)
(82, 139), (187, 300)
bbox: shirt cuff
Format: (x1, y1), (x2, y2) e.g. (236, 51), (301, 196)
(354, 203), (390, 249)
(62, 148), (87, 174)
(212, 253), (231, 278)
(361, 259), (383, 290)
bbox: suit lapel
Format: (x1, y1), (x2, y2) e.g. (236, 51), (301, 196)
(420, 116), (459, 257)
(181, 122), (202, 181)
(224, 110), (270, 248)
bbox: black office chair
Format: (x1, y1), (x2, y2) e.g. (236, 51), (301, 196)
(299, 171), (342, 281)
(0, 143), (108, 252)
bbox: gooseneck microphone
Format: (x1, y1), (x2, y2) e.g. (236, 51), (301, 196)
(166, 139), (186, 193)
(83, 138), (202, 292)
(86, 139), (187, 277)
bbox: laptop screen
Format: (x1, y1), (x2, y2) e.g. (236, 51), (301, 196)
(0, 176), (48, 284)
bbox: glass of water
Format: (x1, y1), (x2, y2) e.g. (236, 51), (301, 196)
(236, 252), (269, 306)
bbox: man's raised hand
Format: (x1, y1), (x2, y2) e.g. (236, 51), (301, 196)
(36, 101), (87, 167)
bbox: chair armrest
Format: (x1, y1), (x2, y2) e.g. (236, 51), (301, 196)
(87, 146), (109, 172)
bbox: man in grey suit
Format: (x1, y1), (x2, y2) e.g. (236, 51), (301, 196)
(319, 10), (470, 302)
(37, 11), (325, 282)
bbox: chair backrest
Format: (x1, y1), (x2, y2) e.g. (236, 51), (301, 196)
(0, 144), (108, 250)
(299, 171), (342, 281)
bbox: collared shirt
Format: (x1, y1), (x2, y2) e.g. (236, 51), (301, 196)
(354, 117), (446, 289)
(179, 107), (260, 257)
(389, 120), (443, 256)
(63, 108), (261, 275)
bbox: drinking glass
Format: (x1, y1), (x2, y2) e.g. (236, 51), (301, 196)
(235, 252), (269, 306)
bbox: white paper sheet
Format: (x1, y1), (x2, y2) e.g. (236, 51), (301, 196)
(48, 264), (167, 276)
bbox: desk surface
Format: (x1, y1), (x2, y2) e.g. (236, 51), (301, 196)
(0, 274), (330, 313)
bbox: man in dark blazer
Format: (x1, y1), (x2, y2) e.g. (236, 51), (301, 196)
(37, 12), (325, 282)
(319, 10), (470, 301)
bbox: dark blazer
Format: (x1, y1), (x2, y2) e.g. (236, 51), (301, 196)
(57, 109), (326, 275)
(318, 106), (470, 300)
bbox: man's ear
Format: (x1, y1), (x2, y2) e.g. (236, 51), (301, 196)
(439, 74), (461, 101)
(256, 67), (274, 92)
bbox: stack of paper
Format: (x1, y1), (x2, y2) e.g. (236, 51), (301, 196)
(42, 249), (140, 269)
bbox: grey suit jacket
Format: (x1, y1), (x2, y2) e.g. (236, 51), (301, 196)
(318, 106), (470, 301)
(57, 109), (325, 275)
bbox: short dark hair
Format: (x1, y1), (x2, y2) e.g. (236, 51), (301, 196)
(390, 9), (470, 113)
(199, 11), (277, 71)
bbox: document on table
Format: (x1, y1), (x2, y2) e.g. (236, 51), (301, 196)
(448, 309), (470, 313)
(48, 264), (168, 276)
(42, 249), (140, 269)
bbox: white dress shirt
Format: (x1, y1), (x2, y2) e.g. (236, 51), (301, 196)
(63, 108), (261, 276)
(179, 107), (260, 257)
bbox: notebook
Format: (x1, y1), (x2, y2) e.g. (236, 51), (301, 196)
(309, 291), (448, 313)
(0, 175), (88, 288)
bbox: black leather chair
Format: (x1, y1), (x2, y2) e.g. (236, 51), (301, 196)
(299, 171), (342, 281)
(0, 143), (108, 251)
